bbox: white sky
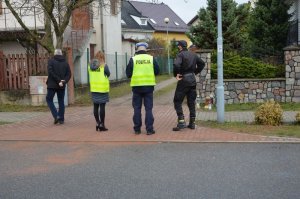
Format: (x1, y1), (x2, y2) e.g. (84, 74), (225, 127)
(137, 0), (250, 23)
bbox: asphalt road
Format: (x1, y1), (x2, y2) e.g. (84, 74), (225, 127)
(0, 142), (299, 199)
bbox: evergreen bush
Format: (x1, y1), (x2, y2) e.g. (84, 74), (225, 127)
(211, 55), (281, 79)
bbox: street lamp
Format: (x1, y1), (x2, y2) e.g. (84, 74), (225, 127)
(164, 17), (170, 74)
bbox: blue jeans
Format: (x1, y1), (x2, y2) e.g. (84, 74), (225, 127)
(132, 91), (154, 132)
(46, 88), (65, 121)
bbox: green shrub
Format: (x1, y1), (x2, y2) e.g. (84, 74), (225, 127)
(254, 101), (283, 126)
(296, 112), (300, 124)
(211, 55), (283, 79)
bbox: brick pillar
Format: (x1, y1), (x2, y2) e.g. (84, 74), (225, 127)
(66, 47), (75, 104)
(196, 49), (212, 103)
(283, 45), (300, 103)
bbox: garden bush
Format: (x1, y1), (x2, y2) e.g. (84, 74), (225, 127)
(254, 101), (283, 126)
(211, 54), (283, 79)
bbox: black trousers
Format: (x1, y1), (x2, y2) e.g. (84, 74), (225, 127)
(132, 91), (154, 132)
(173, 82), (197, 119)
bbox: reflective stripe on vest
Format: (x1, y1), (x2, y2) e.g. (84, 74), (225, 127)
(88, 65), (110, 92)
(131, 54), (156, 87)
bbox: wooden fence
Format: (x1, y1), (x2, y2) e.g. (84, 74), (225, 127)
(0, 52), (49, 90)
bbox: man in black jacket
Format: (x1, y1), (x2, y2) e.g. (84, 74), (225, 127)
(46, 49), (71, 124)
(172, 40), (205, 131)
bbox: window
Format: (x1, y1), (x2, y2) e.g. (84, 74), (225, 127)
(121, 19), (126, 25)
(140, 18), (147, 25)
(174, 21), (179, 26)
(150, 18), (156, 24)
(131, 15), (148, 26)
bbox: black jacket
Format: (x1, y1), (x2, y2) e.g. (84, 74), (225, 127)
(126, 50), (160, 93)
(47, 55), (71, 89)
(173, 48), (205, 86)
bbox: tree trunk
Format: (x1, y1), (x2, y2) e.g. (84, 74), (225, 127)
(56, 35), (64, 50)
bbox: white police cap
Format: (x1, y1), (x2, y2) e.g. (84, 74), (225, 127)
(136, 42), (148, 49)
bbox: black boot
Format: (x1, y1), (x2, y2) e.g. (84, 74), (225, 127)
(96, 121), (101, 131)
(172, 118), (186, 131)
(187, 117), (196, 129)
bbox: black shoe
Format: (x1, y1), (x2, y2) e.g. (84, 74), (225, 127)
(134, 130), (141, 135)
(100, 126), (108, 131)
(188, 117), (196, 129)
(146, 130), (155, 135)
(172, 122), (186, 131)
(172, 127), (181, 131)
(187, 124), (195, 129)
(99, 123), (108, 131)
(58, 120), (64, 124)
(54, 118), (59, 124)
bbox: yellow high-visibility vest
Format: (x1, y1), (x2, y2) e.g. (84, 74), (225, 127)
(88, 65), (110, 92)
(131, 54), (156, 87)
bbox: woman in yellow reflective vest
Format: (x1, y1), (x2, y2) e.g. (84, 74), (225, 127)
(88, 51), (110, 131)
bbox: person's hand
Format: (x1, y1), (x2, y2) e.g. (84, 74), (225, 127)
(176, 74), (183, 81)
(59, 80), (65, 87)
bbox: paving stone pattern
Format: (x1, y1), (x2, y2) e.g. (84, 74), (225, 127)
(0, 78), (299, 143)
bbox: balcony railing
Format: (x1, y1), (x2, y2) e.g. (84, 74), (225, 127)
(0, 7), (44, 31)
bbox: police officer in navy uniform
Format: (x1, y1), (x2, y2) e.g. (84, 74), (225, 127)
(126, 42), (160, 135)
(172, 40), (205, 131)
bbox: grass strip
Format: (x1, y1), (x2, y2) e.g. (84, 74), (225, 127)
(197, 120), (300, 138)
(0, 104), (48, 112)
(0, 121), (12, 125)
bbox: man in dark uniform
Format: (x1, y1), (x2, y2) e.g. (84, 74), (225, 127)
(126, 42), (160, 135)
(172, 40), (205, 131)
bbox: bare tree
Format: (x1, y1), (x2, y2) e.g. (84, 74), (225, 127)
(4, 0), (116, 54)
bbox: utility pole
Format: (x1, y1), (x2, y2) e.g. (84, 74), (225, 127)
(164, 17), (170, 74)
(217, 0), (225, 123)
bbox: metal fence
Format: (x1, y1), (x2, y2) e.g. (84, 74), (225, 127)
(105, 53), (172, 81)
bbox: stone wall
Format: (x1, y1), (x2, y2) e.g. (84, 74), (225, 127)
(211, 79), (286, 104)
(284, 45), (300, 102)
(196, 49), (212, 99)
(196, 46), (300, 104)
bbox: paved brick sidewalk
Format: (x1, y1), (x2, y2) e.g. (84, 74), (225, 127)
(0, 78), (299, 143)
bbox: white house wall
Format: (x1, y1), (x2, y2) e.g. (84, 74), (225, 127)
(74, 48), (89, 86)
(90, 4), (103, 53)
(0, 41), (26, 54)
(122, 41), (135, 57)
(0, 3), (44, 30)
(102, 6), (123, 80)
(88, 2), (123, 81)
(122, 30), (153, 42)
(102, 12), (122, 55)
